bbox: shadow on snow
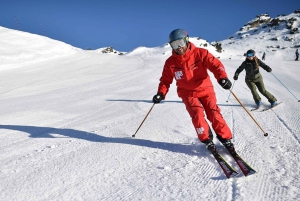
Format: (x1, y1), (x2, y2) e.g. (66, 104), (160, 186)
(106, 99), (243, 107)
(0, 124), (202, 156)
(0, 124), (238, 180)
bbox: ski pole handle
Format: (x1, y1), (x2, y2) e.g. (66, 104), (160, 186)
(226, 80), (236, 102)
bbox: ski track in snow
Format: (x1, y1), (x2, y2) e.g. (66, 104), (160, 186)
(270, 107), (300, 145)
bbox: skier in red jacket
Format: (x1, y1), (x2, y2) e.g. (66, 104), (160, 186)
(152, 29), (234, 152)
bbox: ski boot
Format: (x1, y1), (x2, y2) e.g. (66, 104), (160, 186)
(271, 101), (277, 107)
(256, 101), (262, 108)
(222, 140), (237, 155)
(217, 136), (236, 155)
(205, 141), (217, 154)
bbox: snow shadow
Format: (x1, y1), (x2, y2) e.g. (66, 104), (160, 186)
(218, 104), (241, 107)
(0, 124), (201, 156)
(106, 99), (248, 107)
(106, 99), (182, 103)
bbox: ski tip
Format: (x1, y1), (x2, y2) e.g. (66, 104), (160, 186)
(244, 170), (256, 177)
(225, 172), (239, 179)
(250, 105), (261, 111)
(230, 172), (239, 178)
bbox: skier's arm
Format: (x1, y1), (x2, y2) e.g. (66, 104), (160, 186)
(157, 62), (173, 99)
(233, 63), (246, 79)
(258, 59), (272, 72)
(201, 49), (228, 81)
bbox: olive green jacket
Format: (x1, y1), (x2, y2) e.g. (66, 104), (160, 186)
(234, 58), (271, 80)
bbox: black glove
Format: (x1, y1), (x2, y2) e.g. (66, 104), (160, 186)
(219, 78), (232, 90)
(233, 73), (239, 80)
(152, 93), (164, 104)
(266, 67), (272, 72)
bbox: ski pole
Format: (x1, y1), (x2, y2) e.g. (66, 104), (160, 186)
(271, 72), (300, 102)
(226, 80), (236, 102)
(230, 90), (268, 137)
(132, 103), (155, 138)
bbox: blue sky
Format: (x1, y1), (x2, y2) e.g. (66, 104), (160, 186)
(0, 0), (298, 52)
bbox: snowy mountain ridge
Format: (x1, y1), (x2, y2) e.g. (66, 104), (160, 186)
(220, 9), (300, 60)
(1, 9), (299, 68)
(126, 9), (300, 60)
(0, 26), (80, 70)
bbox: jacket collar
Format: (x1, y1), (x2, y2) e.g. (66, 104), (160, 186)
(171, 42), (196, 62)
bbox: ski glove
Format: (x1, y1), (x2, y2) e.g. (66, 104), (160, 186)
(152, 93), (164, 104)
(233, 73), (239, 80)
(219, 78), (232, 90)
(266, 67), (272, 72)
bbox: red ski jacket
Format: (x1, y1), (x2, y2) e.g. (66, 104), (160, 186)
(157, 42), (228, 98)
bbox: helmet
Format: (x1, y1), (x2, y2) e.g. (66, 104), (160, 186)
(168, 29), (189, 44)
(246, 49), (255, 57)
(246, 49), (255, 55)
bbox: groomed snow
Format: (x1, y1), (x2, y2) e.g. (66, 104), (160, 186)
(0, 22), (299, 201)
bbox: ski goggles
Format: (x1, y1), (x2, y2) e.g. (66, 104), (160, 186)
(246, 53), (255, 57)
(170, 39), (186, 49)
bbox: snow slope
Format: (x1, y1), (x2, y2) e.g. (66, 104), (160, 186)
(0, 16), (300, 201)
(0, 26), (79, 70)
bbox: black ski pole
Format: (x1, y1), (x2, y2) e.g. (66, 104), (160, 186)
(132, 103), (155, 138)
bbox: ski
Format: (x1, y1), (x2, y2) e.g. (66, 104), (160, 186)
(261, 102), (282, 112)
(209, 150), (239, 179)
(250, 103), (262, 111)
(250, 106), (261, 111)
(225, 148), (256, 176)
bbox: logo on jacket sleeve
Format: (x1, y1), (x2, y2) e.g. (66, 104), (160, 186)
(175, 71), (183, 80)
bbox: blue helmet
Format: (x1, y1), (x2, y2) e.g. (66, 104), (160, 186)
(168, 29), (189, 44)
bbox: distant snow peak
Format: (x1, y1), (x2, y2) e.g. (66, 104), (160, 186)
(219, 10), (300, 60)
(236, 10), (300, 37)
(94, 47), (125, 55)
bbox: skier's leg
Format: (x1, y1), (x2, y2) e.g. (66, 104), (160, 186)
(200, 92), (232, 140)
(245, 78), (261, 104)
(255, 76), (277, 103)
(182, 96), (213, 143)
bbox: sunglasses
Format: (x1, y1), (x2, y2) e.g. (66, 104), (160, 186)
(170, 39), (186, 49)
(246, 53), (255, 57)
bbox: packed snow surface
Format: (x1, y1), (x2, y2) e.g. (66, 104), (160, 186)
(0, 24), (299, 201)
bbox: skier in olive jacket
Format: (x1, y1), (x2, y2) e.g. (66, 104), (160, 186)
(233, 49), (277, 108)
(152, 28), (235, 152)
